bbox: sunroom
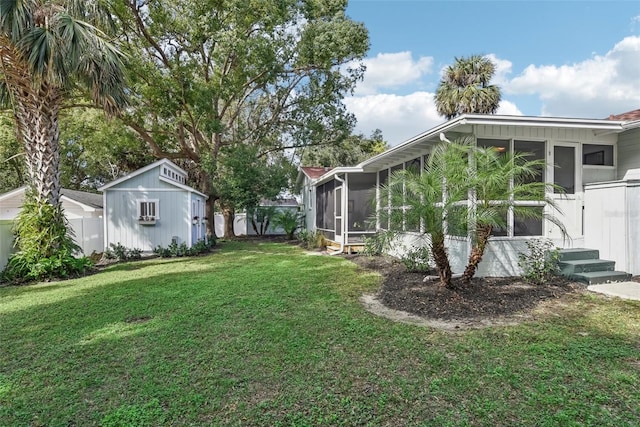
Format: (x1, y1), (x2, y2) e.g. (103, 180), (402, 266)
(308, 114), (630, 275)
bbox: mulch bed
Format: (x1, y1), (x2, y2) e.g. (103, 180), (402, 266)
(345, 254), (586, 321)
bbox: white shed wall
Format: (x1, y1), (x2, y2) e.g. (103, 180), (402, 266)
(584, 180), (640, 275)
(104, 189), (189, 251)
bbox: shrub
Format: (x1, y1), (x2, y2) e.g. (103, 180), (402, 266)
(1, 195), (92, 283)
(297, 229), (326, 250)
(271, 210), (303, 240)
(153, 239), (215, 258)
(104, 243), (142, 261)
(362, 232), (390, 257)
(518, 239), (560, 285)
(400, 246), (433, 273)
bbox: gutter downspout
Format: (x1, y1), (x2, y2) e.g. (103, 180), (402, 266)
(332, 174), (346, 255)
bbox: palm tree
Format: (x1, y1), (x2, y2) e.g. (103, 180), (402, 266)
(379, 140), (472, 289)
(434, 55), (501, 120)
(461, 146), (566, 283)
(0, 0), (126, 276)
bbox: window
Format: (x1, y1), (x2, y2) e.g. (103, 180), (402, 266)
(138, 199), (159, 220)
(583, 144), (613, 166)
(476, 139), (546, 237)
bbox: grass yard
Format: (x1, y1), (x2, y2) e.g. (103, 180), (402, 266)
(1, 240), (639, 426)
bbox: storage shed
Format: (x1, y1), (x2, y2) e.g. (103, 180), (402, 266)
(99, 159), (208, 252)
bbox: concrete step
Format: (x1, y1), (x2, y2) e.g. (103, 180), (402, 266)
(557, 248), (600, 261)
(570, 271), (632, 285)
(558, 259), (615, 275)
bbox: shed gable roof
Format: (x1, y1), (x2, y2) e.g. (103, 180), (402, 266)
(98, 158), (207, 198)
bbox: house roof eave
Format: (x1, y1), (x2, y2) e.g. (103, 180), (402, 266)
(312, 166), (364, 186)
(357, 114), (627, 171)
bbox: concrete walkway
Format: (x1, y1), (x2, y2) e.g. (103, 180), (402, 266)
(587, 281), (640, 301)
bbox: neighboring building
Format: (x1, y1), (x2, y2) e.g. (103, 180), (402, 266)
(299, 113), (640, 276)
(99, 159), (208, 252)
(0, 187), (104, 269)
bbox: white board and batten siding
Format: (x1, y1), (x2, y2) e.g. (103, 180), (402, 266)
(617, 127), (640, 180)
(101, 159), (208, 252)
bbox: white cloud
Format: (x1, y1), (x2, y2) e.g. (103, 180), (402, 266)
(352, 51), (433, 95)
(485, 54), (514, 86)
(345, 92), (442, 145)
(504, 36), (640, 117)
(496, 100), (523, 116)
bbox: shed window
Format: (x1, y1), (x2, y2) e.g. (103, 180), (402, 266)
(138, 199), (159, 219)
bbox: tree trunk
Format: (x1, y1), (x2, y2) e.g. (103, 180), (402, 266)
(15, 85), (63, 208)
(462, 224), (493, 284)
(13, 84), (68, 254)
(431, 233), (454, 289)
(222, 206), (235, 238)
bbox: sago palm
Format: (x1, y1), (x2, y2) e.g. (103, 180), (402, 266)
(434, 55), (501, 120)
(0, 0), (126, 277)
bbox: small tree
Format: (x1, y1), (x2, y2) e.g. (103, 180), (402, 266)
(249, 206), (278, 236)
(461, 145), (567, 284)
(271, 210), (303, 240)
(378, 140), (472, 289)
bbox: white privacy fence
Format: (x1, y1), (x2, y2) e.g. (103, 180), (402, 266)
(214, 208), (299, 238)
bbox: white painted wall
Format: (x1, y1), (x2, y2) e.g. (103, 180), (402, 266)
(386, 232), (556, 277)
(68, 218), (104, 255)
(0, 221), (15, 270)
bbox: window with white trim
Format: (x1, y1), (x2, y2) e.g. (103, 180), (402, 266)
(478, 138), (546, 237)
(137, 199), (159, 220)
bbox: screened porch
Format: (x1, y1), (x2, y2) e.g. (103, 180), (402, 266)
(315, 173), (377, 246)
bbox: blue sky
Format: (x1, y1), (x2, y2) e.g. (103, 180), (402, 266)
(343, 0), (640, 145)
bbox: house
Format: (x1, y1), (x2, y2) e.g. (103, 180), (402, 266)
(0, 187), (104, 269)
(99, 159), (208, 252)
(299, 113), (640, 277)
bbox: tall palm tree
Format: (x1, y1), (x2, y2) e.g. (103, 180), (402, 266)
(461, 146), (566, 283)
(434, 55), (501, 120)
(0, 0), (126, 273)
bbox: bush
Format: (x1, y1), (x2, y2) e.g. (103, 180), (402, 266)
(297, 229), (325, 250)
(400, 246), (432, 273)
(153, 239), (215, 258)
(518, 239), (560, 285)
(271, 210), (303, 240)
(104, 243), (142, 261)
(1, 195), (92, 283)
(362, 232), (390, 257)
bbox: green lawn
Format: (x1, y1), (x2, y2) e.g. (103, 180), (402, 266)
(1, 241), (639, 426)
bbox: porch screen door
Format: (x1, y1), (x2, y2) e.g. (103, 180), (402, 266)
(550, 143), (581, 240)
(335, 186), (343, 244)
